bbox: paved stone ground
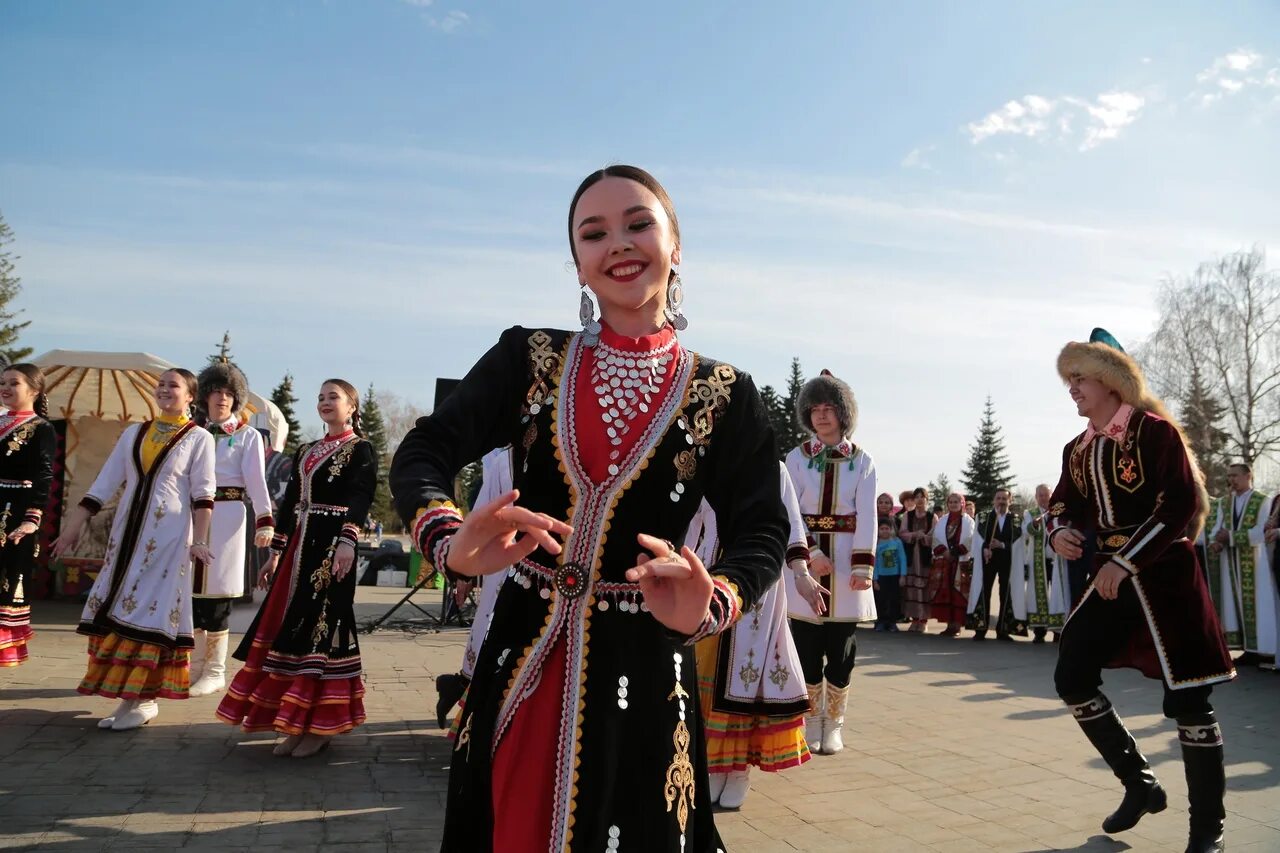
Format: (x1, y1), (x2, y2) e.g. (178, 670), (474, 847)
(3, 587), (1278, 852)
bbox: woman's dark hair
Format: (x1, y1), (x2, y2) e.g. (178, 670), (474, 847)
(567, 165), (681, 282)
(5, 363), (49, 419)
(913, 486), (928, 499)
(323, 378), (363, 436)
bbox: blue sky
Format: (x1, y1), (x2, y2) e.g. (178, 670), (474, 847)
(4, 1), (1279, 496)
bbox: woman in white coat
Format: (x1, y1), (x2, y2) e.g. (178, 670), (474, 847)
(53, 369), (216, 730)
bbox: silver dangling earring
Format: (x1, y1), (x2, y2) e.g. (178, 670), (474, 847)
(579, 285), (602, 346)
(664, 273), (688, 331)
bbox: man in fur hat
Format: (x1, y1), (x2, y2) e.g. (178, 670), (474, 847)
(1047, 329), (1234, 853)
(783, 370), (877, 756)
(190, 361), (275, 697)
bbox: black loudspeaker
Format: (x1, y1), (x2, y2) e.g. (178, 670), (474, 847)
(434, 378), (461, 410)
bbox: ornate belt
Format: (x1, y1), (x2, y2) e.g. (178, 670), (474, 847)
(512, 559), (647, 613)
(0, 479), (33, 489)
(295, 501), (350, 517)
(803, 513), (857, 533)
(214, 486), (246, 501)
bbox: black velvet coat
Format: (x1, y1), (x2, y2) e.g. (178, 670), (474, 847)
(0, 415), (56, 610)
(391, 327), (787, 853)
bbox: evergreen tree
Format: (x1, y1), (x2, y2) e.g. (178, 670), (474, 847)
(759, 384), (793, 461)
(361, 384), (395, 526)
(0, 212), (32, 363)
(959, 396), (1014, 511)
(777, 357), (807, 453)
(271, 372), (303, 456)
(926, 473), (953, 510)
(1181, 363), (1232, 495)
(208, 330), (233, 365)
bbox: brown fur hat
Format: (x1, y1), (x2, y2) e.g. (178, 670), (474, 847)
(1056, 329), (1209, 536)
(197, 360), (250, 416)
(796, 369), (857, 438)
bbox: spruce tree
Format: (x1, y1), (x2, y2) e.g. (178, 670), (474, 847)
(208, 331), (233, 365)
(926, 473), (953, 510)
(0, 212), (32, 363)
(959, 396), (1013, 511)
(759, 384), (794, 461)
(361, 384), (394, 526)
(779, 357), (808, 452)
(1182, 364), (1232, 495)
(271, 372), (303, 456)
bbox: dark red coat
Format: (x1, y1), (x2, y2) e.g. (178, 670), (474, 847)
(1047, 409), (1235, 689)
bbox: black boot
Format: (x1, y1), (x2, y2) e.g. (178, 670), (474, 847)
(1179, 714), (1225, 853)
(1067, 693), (1167, 834)
(435, 672), (468, 728)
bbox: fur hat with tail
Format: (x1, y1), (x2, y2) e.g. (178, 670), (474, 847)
(1056, 328), (1209, 537)
(196, 360), (251, 416)
(796, 369), (857, 439)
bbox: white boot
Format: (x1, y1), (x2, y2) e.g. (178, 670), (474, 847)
(189, 631), (228, 697)
(98, 698), (133, 729)
(718, 768), (751, 809)
(707, 771), (728, 804)
(189, 629), (207, 684)
(111, 699), (159, 730)
(804, 682), (825, 755)
(821, 682), (848, 755)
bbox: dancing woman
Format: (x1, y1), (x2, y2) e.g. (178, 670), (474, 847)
(216, 379), (376, 758)
(0, 364), (57, 667)
(390, 165), (788, 852)
(52, 369), (216, 729)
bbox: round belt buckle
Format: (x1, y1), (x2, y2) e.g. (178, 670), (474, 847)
(553, 561), (589, 599)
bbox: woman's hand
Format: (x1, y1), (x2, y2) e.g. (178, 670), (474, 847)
(332, 542), (356, 581)
(626, 533), (712, 636)
(1093, 561), (1130, 600)
(254, 528), (275, 548)
(258, 552), (280, 590)
(50, 509), (90, 559)
(189, 542), (214, 567)
(7, 521), (38, 545)
(849, 575), (872, 591)
(445, 490), (572, 577)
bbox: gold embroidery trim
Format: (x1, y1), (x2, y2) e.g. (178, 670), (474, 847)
(673, 363), (737, 486)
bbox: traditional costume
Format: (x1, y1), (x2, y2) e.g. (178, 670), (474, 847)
(784, 370), (877, 756)
(1197, 496), (1223, 603)
(928, 508), (974, 633)
(216, 430), (375, 739)
(1209, 487), (1278, 658)
(76, 414), (216, 729)
(190, 362), (274, 697)
(435, 447), (516, 729)
(690, 462), (810, 809)
(967, 507), (1026, 639)
(899, 506), (937, 630)
(390, 322), (787, 853)
(1019, 503), (1070, 641)
(1049, 328), (1234, 853)
(0, 410), (56, 667)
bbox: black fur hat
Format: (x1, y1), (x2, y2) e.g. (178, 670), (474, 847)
(197, 360), (250, 416)
(796, 369), (857, 438)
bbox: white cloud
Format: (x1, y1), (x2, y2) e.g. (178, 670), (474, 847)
(1194, 48), (1279, 106)
(966, 95), (1056, 143)
(901, 145), (935, 170)
(427, 9), (469, 33)
(1073, 91), (1145, 151)
(967, 90), (1144, 151)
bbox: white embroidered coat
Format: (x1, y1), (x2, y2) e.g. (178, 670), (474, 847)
(79, 423), (216, 646)
(201, 423), (273, 598)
